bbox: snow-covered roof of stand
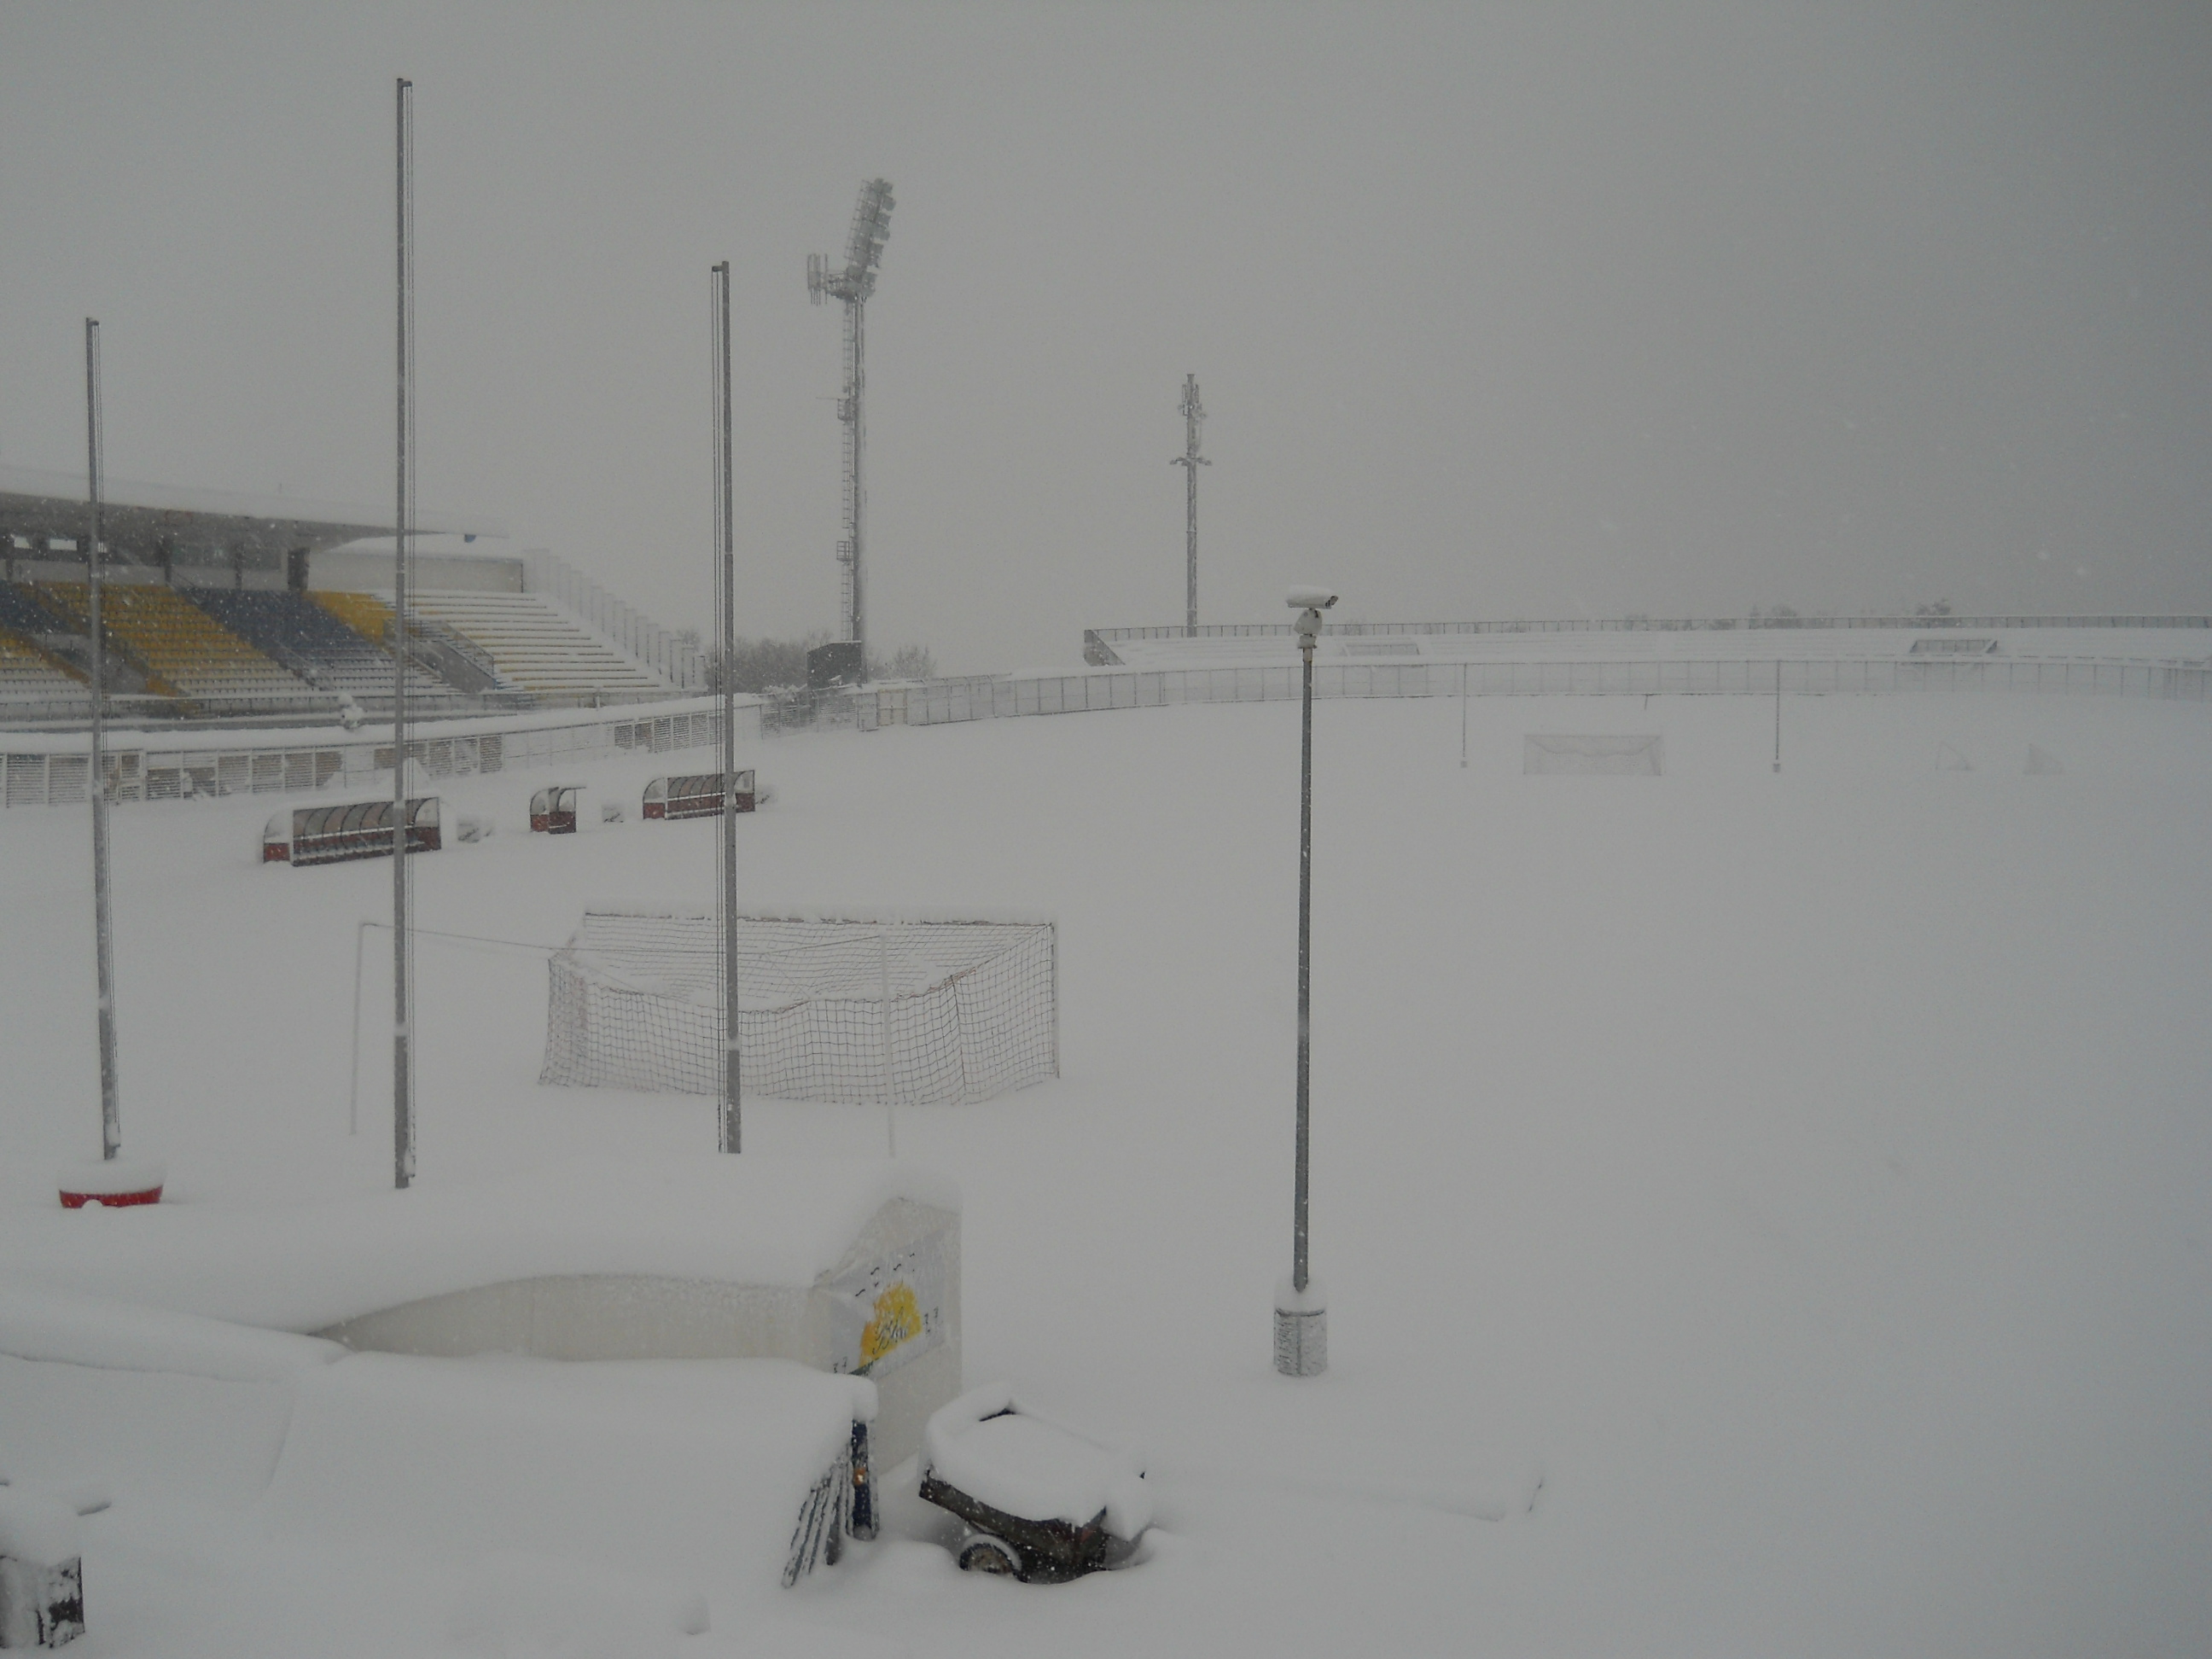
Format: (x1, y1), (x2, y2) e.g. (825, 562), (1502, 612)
(0, 463), (503, 541)
(0, 1156), (958, 1334)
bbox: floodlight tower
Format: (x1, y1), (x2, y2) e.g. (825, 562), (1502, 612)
(808, 178), (895, 676)
(1170, 375), (1208, 636)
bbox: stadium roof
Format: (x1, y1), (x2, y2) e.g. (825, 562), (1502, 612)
(0, 463), (504, 563)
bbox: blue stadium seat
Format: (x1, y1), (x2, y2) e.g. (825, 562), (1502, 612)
(186, 589), (449, 700)
(0, 581), (69, 639)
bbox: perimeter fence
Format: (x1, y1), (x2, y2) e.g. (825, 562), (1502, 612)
(1088, 614), (2212, 646)
(2, 698), (745, 808)
(887, 656), (2212, 731)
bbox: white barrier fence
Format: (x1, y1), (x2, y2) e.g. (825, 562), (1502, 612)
(1088, 614), (2212, 644)
(888, 656), (2212, 730)
(1, 697), (750, 808)
(522, 550), (707, 691)
(17, 656), (2206, 807)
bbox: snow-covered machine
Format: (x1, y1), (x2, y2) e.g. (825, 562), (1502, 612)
(917, 1383), (1150, 1582)
(0, 1485), (86, 1649)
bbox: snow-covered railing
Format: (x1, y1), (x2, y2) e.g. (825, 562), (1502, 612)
(0, 695), (755, 807)
(521, 550), (706, 690)
(0, 684), (687, 725)
(900, 656), (2212, 729)
(1090, 614), (2212, 644)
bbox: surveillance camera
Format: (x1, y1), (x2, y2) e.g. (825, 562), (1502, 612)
(1286, 586), (1339, 610)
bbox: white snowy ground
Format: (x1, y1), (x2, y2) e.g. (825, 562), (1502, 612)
(3, 690), (2211, 1656)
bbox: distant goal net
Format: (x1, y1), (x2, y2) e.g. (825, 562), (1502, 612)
(1523, 734), (1664, 775)
(540, 909), (1057, 1105)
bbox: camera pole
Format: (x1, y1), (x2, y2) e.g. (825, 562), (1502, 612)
(1277, 591), (1332, 1377)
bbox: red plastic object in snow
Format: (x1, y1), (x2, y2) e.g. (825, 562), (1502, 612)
(58, 1157), (166, 1208)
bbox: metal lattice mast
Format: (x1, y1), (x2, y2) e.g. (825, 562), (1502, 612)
(844, 300), (864, 652)
(84, 318), (122, 1162)
(1171, 375), (1208, 636)
(392, 75), (416, 1190)
(809, 180), (894, 675)
(711, 260), (742, 1154)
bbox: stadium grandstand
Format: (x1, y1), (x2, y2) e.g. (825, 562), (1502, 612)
(0, 464), (705, 725)
(0, 581), (84, 693)
(405, 589), (670, 701)
(190, 589), (457, 702)
(0, 624), (81, 703)
(33, 580), (311, 703)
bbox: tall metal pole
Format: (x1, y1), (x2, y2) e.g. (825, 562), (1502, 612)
(84, 318), (121, 1162)
(1773, 659), (1783, 773)
(1276, 600), (1328, 1376)
(392, 76), (416, 1190)
(847, 297), (866, 671)
(348, 917), (370, 1137)
(810, 180), (893, 678)
(713, 261), (742, 1155)
(878, 934), (897, 1160)
(1172, 375), (1208, 637)
(1295, 636), (1313, 1291)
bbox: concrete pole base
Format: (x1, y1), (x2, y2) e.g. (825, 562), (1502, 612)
(1273, 1275), (1327, 1377)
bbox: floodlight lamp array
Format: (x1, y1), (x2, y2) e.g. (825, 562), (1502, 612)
(806, 180), (895, 306)
(841, 178), (895, 285)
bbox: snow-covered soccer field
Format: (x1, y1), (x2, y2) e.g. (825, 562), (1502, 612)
(4, 690), (2210, 1656)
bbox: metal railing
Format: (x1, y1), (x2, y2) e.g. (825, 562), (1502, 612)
(521, 550), (707, 690)
(0, 681), (711, 730)
(754, 685), (867, 734)
(5, 691), (502, 730)
(896, 656), (2212, 729)
(0, 696), (751, 807)
(1089, 615), (2212, 645)
(390, 612), (507, 696)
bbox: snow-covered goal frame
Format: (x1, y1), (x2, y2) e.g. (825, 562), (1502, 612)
(541, 908), (1057, 1106)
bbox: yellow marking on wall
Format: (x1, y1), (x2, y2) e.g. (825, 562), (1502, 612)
(859, 1282), (922, 1371)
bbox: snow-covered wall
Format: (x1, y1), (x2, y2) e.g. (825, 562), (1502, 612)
(310, 1196), (961, 1469)
(0, 1158), (963, 1469)
(0, 1286), (345, 1507)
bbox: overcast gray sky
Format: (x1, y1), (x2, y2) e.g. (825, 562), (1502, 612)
(4, 3), (2208, 672)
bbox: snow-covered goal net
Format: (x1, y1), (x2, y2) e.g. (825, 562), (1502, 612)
(1523, 734), (1664, 775)
(540, 909), (1057, 1105)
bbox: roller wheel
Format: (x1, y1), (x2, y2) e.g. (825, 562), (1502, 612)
(958, 1534), (1020, 1576)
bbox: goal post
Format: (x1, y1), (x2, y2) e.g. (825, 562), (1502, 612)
(541, 909), (1057, 1106)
